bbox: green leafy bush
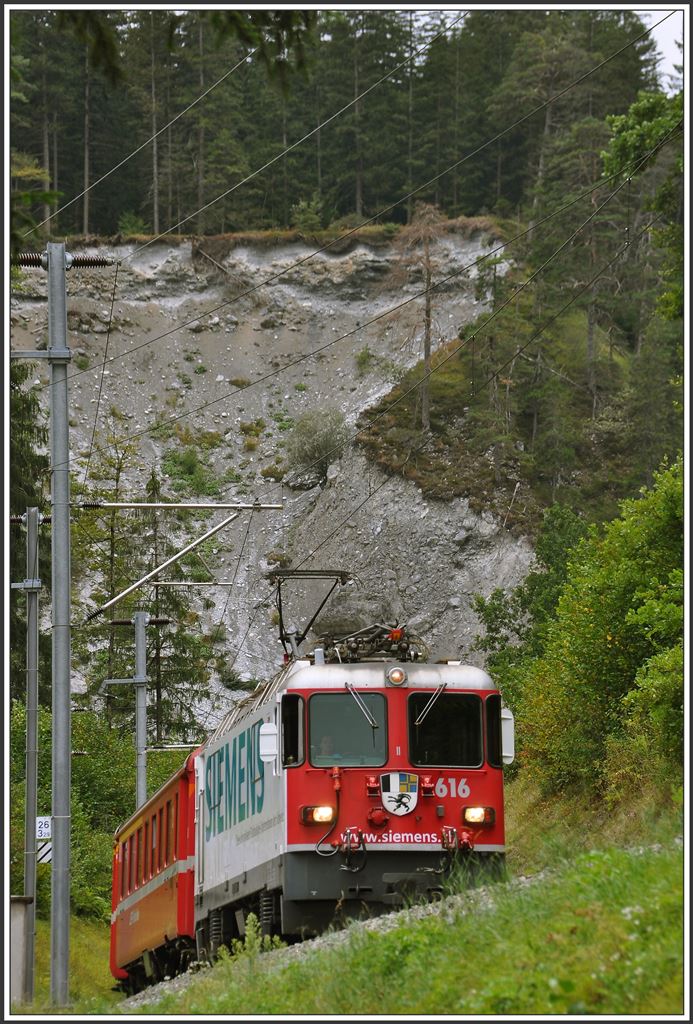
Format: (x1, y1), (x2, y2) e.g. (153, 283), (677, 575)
(517, 458), (683, 795)
(162, 447), (221, 495)
(290, 192), (323, 233)
(117, 211), (148, 235)
(285, 408), (349, 480)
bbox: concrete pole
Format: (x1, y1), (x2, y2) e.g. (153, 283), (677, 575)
(23, 507), (40, 1004)
(47, 242), (72, 1007)
(134, 612), (149, 809)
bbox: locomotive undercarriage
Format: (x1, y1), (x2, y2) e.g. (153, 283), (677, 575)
(195, 848), (505, 951)
(119, 851), (504, 993)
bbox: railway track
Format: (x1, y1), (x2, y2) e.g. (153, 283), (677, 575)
(115, 866), (547, 1012)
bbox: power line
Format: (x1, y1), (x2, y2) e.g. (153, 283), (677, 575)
(225, 213), (660, 669)
(48, 11), (675, 396)
(27, 47), (259, 236)
(81, 262), (120, 485)
(245, 133), (678, 507)
(123, 9), (672, 260)
(123, 13), (468, 260)
(63, 124), (681, 471)
(191, 182), (664, 671)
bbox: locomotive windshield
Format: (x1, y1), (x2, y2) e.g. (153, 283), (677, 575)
(408, 692), (483, 767)
(309, 693), (387, 766)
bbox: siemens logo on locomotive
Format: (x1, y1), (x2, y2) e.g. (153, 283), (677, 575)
(204, 721), (265, 840)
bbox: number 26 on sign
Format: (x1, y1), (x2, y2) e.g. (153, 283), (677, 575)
(36, 816), (51, 839)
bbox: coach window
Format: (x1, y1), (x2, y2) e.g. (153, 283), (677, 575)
(309, 693), (387, 766)
(121, 842), (128, 899)
(281, 693), (305, 766)
(164, 800), (172, 865)
(408, 693), (483, 767)
(128, 835), (135, 893)
(151, 814), (158, 874)
(158, 808), (164, 871)
(172, 794), (178, 861)
(144, 821), (150, 880)
(136, 828), (143, 888)
(485, 694), (502, 768)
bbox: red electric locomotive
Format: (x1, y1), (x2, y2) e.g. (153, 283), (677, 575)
(110, 571), (514, 992)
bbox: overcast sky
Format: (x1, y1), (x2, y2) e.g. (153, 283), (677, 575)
(642, 8), (685, 92)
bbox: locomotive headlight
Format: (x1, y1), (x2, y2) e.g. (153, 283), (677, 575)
(300, 805), (335, 825)
(463, 806), (495, 825)
(387, 666), (407, 686)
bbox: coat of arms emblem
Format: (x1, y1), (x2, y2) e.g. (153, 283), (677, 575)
(380, 772), (418, 816)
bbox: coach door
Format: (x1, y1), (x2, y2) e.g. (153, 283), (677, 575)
(195, 753), (205, 892)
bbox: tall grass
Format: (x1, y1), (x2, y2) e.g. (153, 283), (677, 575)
(18, 782), (684, 1016)
(119, 842), (682, 1017)
(11, 915), (118, 1014)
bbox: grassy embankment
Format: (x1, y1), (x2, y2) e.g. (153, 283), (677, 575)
(19, 779), (683, 1017)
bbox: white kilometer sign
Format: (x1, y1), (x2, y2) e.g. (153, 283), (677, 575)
(36, 816), (51, 839)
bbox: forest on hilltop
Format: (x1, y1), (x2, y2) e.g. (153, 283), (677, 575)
(9, 9), (672, 235)
(10, 9), (683, 517)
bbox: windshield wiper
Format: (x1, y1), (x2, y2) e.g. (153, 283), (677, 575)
(414, 683), (447, 726)
(344, 681), (378, 728)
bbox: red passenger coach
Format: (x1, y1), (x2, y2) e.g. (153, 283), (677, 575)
(110, 750), (199, 992)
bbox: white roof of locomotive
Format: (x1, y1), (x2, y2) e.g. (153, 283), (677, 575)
(209, 659), (494, 744)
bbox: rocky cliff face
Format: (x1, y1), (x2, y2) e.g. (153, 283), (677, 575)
(11, 230), (531, 700)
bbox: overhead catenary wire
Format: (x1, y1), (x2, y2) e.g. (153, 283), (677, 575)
(26, 47), (260, 237)
(237, 128), (679, 513)
(225, 213), (662, 672)
(122, 9), (673, 260)
(249, 132), (681, 497)
(61, 121), (681, 472)
(81, 261), (120, 485)
(48, 11), (676, 398)
(298, 217), (662, 566)
(122, 13), (468, 260)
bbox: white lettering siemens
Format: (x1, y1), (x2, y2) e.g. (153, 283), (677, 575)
(348, 831), (440, 844)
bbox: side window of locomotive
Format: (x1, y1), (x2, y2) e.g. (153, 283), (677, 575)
(281, 693), (305, 766)
(308, 693), (387, 766)
(485, 693), (502, 768)
(408, 693), (483, 767)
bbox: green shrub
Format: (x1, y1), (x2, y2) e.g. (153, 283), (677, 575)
(355, 345), (376, 375)
(117, 211), (148, 235)
(518, 459), (684, 795)
(620, 642), (684, 762)
(162, 447), (221, 495)
(290, 192), (323, 233)
(240, 418), (266, 437)
(285, 408), (349, 480)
